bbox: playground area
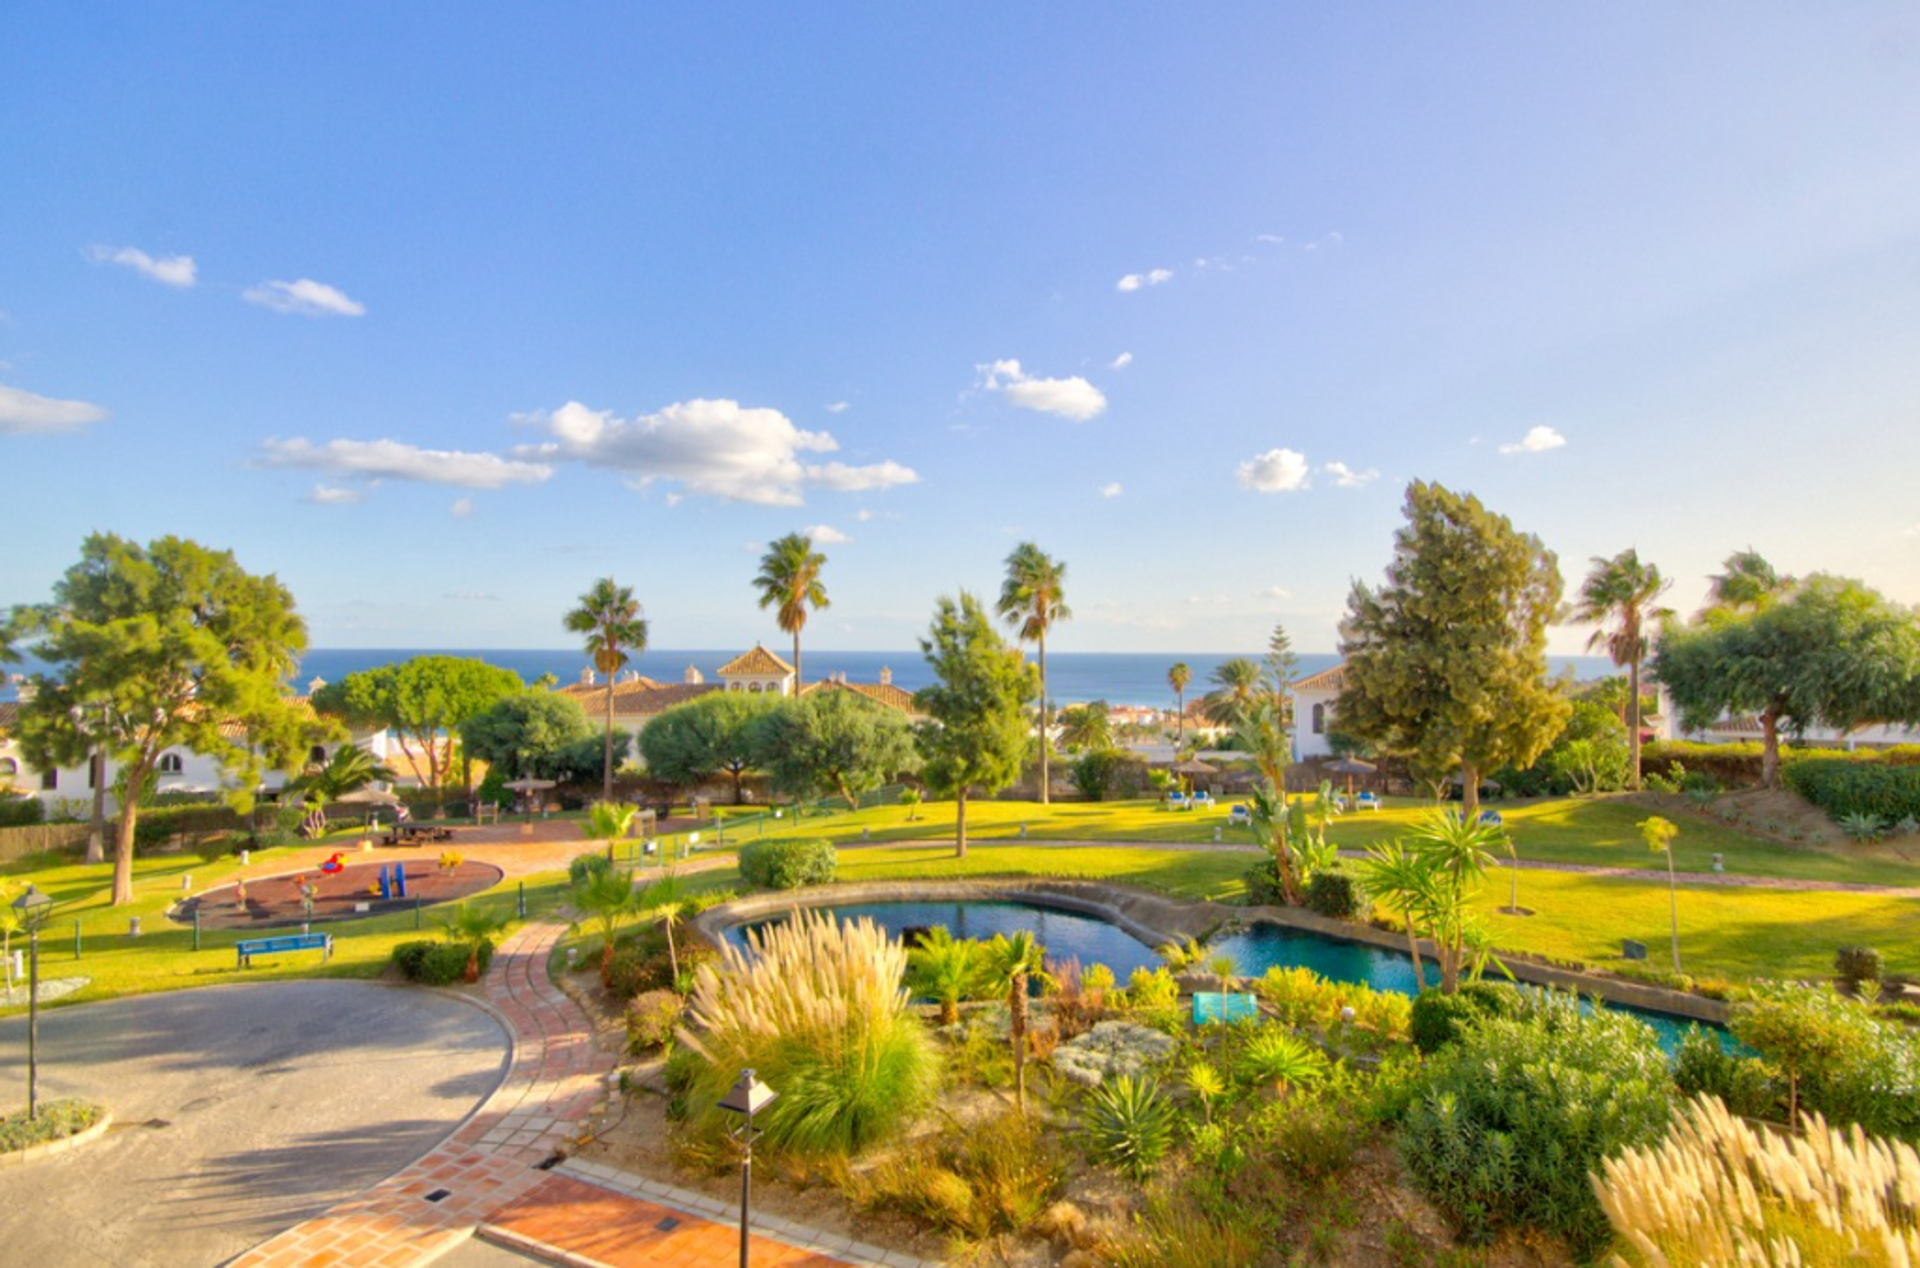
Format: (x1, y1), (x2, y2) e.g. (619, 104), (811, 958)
(174, 857), (506, 931)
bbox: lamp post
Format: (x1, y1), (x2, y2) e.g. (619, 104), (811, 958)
(11, 885), (55, 1120)
(717, 1068), (776, 1268)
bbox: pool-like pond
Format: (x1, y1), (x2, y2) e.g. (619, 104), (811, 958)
(722, 898), (1727, 1052)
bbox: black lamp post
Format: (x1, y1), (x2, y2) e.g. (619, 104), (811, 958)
(717, 1068), (776, 1268)
(11, 884), (54, 1120)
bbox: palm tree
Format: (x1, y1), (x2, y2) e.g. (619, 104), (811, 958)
(571, 868), (639, 981)
(1704, 548), (1789, 616)
(980, 930), (1056, 1110)
(289, 746), (399, 832)
(998, 543), (1071, 805)
(753, 533), (830, 691)
(564, 578), (649, 802)
(640, 870), (688, 985)
(1055, 701), (1112, 753)
(905, 926), (980, 1026)
(582, 800), (638, 864)
(441, 902), (511, 982)
(1199, 657), (1262, 729)
(1167, 662), (1191, 744)
(1359, 839), (1436, 989)
(1571, 549), (1672, 791)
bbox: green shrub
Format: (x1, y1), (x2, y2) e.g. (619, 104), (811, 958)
(736, 837), (836, 890)
(1399, 991), (1673, 1256)
(390, 938), (493, 985)
(1671, 1027), (1778, 1120)
(1080, 1074), (1177, 1180)
(0, 797), (46, 828)
(1732, 983), (1920, 1141)
(1836, 946), (1884, 990)
(1784, 758), (1920, 825)
(568, 851), (613, 885)
(1408, 983), (1522, 1054)
(1303, 869), (1364, 920)
(0, 1097), (105, 1152)
(1071, 748), (1149, 801)
(625, 989), (684, 1055)
(195, 832), (247, 863)
(1119, 965), (1181, 1029)
(1242, 858), (1287, 906)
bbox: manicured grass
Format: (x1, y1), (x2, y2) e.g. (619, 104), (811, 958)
(0, 839), (566, 1015)
(1476, 866), (1920, 983)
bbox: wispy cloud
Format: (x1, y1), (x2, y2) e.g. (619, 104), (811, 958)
(1254, 233), (1286, 245)
(305, 483), (364, 505)
(1261, 585), (1292, 600)
(1498, 425), (1568, 456)
(1109, 351), (1134, 370)
(1236, 448), (1311, 493)
(1323, 461), (1378, 488)
(443, 590), (499, 601)
(1302, 231), (1345, 252)
(257, 437), (552, 488)
(88, 244), (196, 288)
(243, 278), (366, 317)
(514, 398), (918, 507)
(0, 383), (109, 435)
(976, 359), (1107, 422)
(804, 524), (851, 544)
(450, 497), (476, 518)
(825, 401), (850, 414)
(1100, 482), (1123, 498)
(1116, 268), (1174, 292)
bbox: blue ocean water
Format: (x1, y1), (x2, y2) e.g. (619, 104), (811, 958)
(285, 648), (1614, 709)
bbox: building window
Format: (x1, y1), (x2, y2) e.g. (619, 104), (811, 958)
(0, 757), (16, 777)
(158, 753), (185, 775)
(40, 767), (57, 791)
(1311, 703), (1326, 735)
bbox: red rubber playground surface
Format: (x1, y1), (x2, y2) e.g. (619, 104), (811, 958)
(176, 857), (506, 931)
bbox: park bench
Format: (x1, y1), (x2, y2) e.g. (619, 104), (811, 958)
(236, 932), (333, 969)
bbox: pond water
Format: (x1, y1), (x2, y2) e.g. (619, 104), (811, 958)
(721, 898), (1728, 1052)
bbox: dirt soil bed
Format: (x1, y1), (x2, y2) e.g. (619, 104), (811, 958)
(175, 858), (505, 930)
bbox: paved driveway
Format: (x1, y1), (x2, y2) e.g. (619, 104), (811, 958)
(0, 980), (509, 1267)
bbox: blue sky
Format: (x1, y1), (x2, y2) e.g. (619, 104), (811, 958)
(5, 4), (1920, 655)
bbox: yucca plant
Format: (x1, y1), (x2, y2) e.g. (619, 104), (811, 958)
(1186, 1060), (1227, 1126)
(1237, 1027), (1329, 1094)
(1157, 935), (1209, 972)
(1081, 1074), (1176, 1180)
(980, 930), (1055, 1111)
(638, 868), (687, 983)
(679, 908), (935, 1158)
(1595, 1094), (1920, 1266)
(905, 926), (982, 1026)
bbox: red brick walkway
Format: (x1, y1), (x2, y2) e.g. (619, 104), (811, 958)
(229, 920), (608, 1267)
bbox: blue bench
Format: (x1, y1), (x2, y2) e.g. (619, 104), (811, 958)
(236, 932), (333, 968)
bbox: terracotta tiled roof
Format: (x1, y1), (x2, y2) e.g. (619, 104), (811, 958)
(557, 676), (665, 703)
(0, 701), (17, 734)
(215, 696), (320, 738)
(718, 645), (793, 677)
(800, 679), (919, 715)
(565, 682), (724, 718)
(1289, 664), (1347, 694)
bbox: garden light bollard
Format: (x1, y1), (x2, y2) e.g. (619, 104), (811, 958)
(193, 906), (201, 951)
(518, 881), (526, 919)
(719, 1069), (777, 1268)
(73, 918), (81, 961)
(13, 885), (56, 1120)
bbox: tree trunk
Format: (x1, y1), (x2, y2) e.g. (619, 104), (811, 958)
(954, 788), (968, 858)
(111, 804), (138, 906)
(1010, 969), (1029, 1110)
(86, 749), (106, 865)
(1627, 651), (1645, 792)
(792, 633), (803, 694)
(1459, 760), (1481, 823)
(1760, 708), (1782, 788)
(1404, 918), (1426, 990)
(1037, 635), (1050, 806)
(1175, 692), (1184, 745)
(603, 679), (616, 802)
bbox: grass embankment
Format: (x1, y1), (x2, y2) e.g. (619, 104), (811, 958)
(0, 835), (567, 1014)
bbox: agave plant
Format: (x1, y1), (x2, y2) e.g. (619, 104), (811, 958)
(1237, 1027), (1328, 1094)
(1080, 1074), (1176, 1180)
(1837, 811), (1887, 842)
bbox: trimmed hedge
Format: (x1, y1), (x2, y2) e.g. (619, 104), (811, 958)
(738, 837), (836, 890)
(1643, 740), (1920, 791)
(391, 938), (495, 985)
(1783, 758), (1920, 824)
(1304, 869), (1365, 920)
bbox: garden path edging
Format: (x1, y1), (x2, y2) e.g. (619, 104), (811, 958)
(0, 1108), (112, 1167)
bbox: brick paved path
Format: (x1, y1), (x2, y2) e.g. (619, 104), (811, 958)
(229, 920), (608, 1267)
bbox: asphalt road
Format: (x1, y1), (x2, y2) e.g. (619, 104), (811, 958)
(0, 980), (509, 1267)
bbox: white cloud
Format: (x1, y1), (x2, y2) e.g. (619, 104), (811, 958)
(243, 278), (366, 317)
(1262, 585), (1292, 600)
(1323, 461), (1379, 488)
(976, 359), (1107, 422)
(1303, 231), (1345, 252)
(0, 383), (109, 435)
(1254, 233), (1286, 245)
(1100, 482), (1123, 498)
(305, 483), (364, 505)
(1109, 351), (1134, 370)
(1116, 268), (1174, 292)
(515, 398), (918, 507)
(443, 591), (498, 601)
(1498, 425), (1568, 456)
(855, 509), (873, 522)
(257, 437), (552, 488)
(1236, 448), (1312, 493)
(88, 244), (196, 288)
(825, 401), (850, 414)
(450, 497), (476, 518)
(804, 524), (851, 544)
